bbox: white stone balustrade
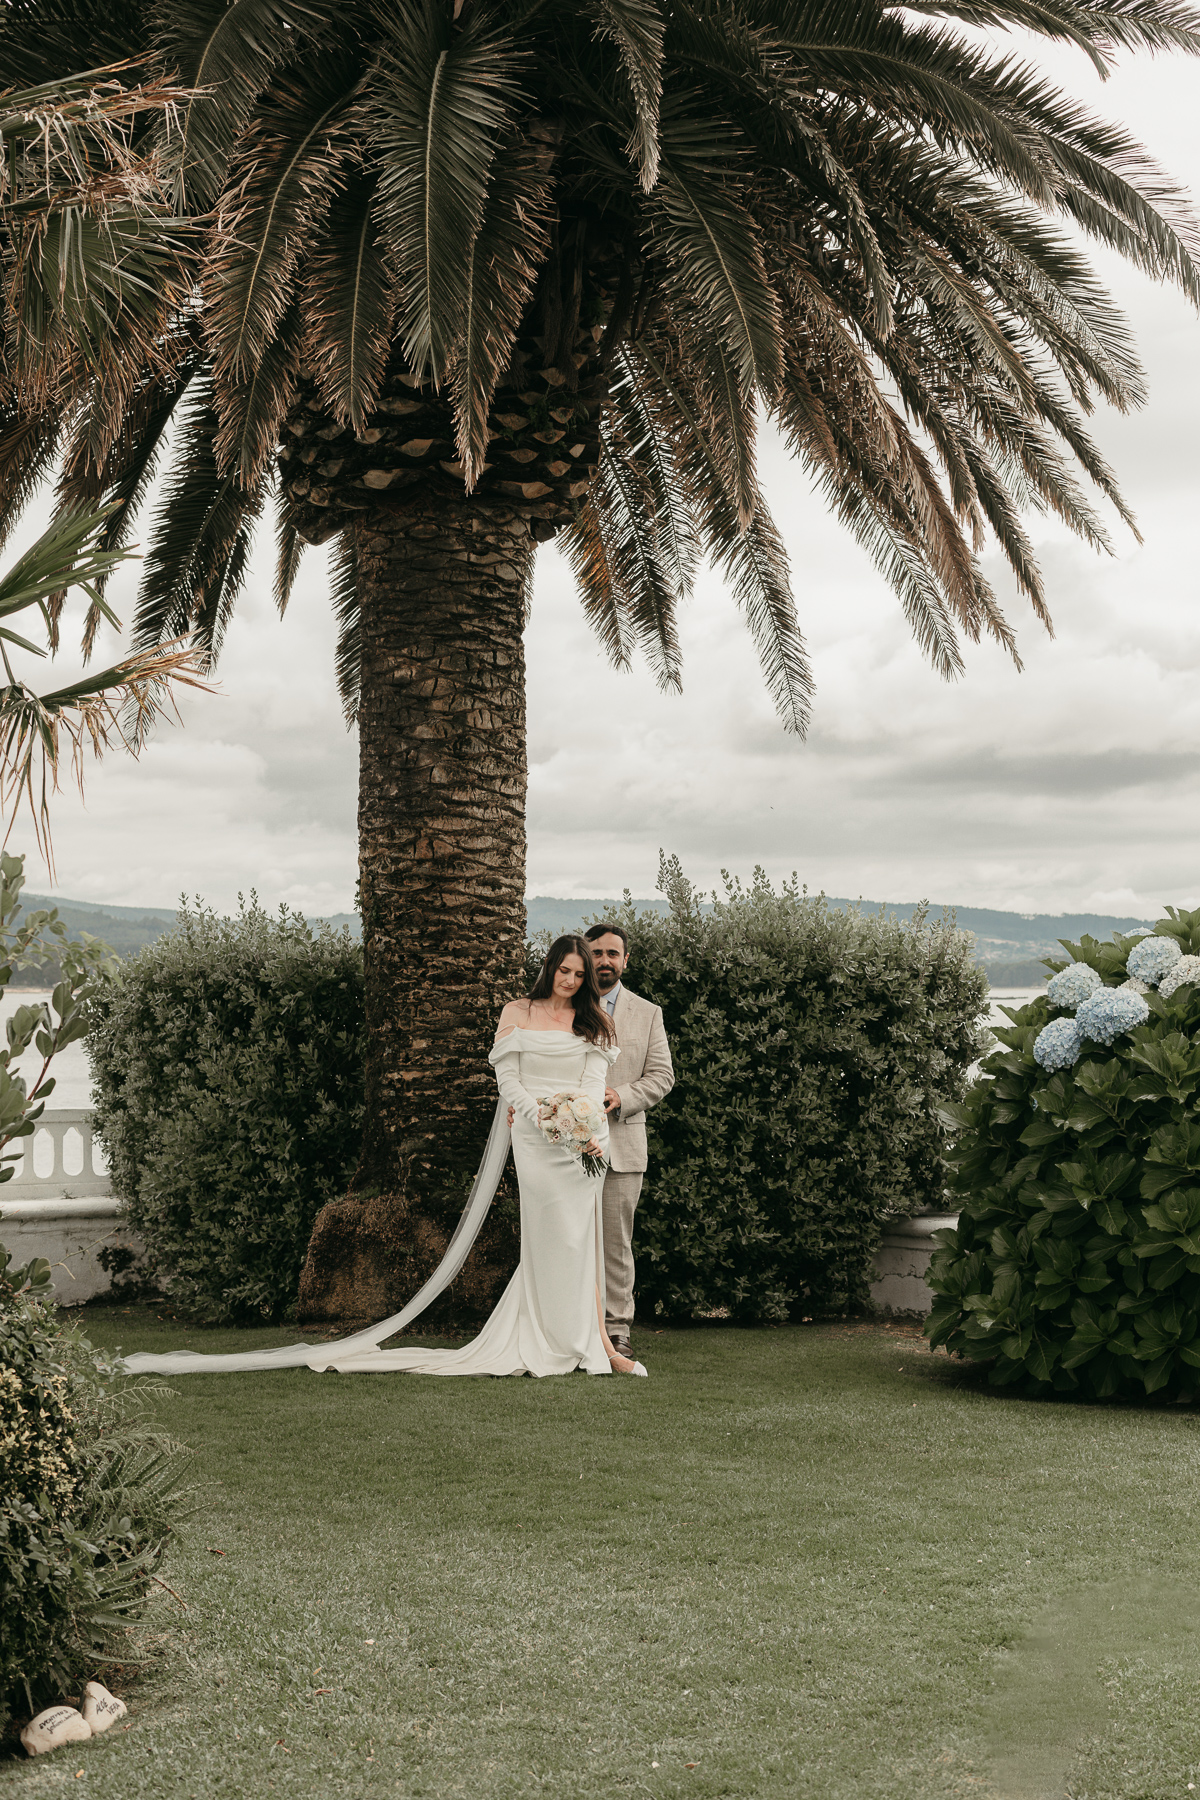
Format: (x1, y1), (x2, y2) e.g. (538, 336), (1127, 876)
(0, 1108), (143, 1305)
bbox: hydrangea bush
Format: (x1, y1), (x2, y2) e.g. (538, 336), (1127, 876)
(926, 906), (1200, 1400)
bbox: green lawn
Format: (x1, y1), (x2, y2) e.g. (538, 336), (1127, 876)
(5, 1312), (1200, 1800)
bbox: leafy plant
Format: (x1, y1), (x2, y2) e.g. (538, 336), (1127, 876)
(87, 898), (365, 1323)
(0, 847), (115, 1177)
(587, 856), (986, 1320)
(0, 1246), (189, 1738)
(925, 909), (1200, 1401)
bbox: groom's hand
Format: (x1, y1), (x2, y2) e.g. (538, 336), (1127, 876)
(604, 1087), (621, 1115)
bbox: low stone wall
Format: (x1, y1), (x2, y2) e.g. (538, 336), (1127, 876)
(0, 1109), (145, 1306)
(868, 1212), (957, 1317)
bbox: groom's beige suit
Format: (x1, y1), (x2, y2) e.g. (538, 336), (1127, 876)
(602, 984), (674, 1339)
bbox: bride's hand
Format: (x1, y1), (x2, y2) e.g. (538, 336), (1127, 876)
(583, 1136), (602, 1157)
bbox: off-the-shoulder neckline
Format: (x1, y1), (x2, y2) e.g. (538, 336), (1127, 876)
(493, 1026), (615, 1042)
(495, 1026), (597, 1037)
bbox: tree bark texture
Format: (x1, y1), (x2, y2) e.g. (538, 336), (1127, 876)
(297, 496), (535, 1325)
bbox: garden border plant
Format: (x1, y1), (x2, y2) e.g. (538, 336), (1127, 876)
(87, 898), (365, 1325)
(0, 850), (189, 1739)
(926, 907), (1200, 1400)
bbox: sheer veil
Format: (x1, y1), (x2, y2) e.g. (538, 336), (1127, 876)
(120, 1101), (513, 1376)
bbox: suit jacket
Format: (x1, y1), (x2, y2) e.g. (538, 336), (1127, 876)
(606, 986), (675, 1174)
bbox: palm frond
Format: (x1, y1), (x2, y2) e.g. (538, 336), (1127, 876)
(635, 339), (811, 731)
(0, 640), (211, 866)
(653, 104), (782, 398)
(0, 403), (61, 552)
(55, 329), (205, 627)
(152, 0), (333, 207)
(274, 501), (306, 615)
(213, 306), (303, 488)
(203, 59), (362, 403)
(5, 204), (197, 410)
(899, 1), (1200, 68)
(133, 370), (264, 664)
(559, 493), (636, 674)
(303, 168), (399, 430)
(589, 0), (665, 191)
(449, 132), (552, 483)
(606, 345), (700, 602)
(370, 0), (525, 382)
(328, 529), (360, 726)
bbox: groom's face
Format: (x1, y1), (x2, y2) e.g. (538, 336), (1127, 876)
(589, 933), (628, 992)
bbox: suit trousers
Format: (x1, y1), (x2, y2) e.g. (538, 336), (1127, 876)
(602, 1169), (644, 1336)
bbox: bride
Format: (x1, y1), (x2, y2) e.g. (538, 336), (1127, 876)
(121, 935), (648, 1380)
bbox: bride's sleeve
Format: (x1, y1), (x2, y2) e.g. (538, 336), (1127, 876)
(583, 1044), (620, 1147)
(488, 1033), (541, 1125)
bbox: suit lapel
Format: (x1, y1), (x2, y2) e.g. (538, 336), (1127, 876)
(611, 986), (642, 1076)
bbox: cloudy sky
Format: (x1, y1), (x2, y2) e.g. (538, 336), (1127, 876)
(15, 38), (1200, 920)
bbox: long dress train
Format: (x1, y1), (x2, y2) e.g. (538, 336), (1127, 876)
(120, 1029), (618, 1378)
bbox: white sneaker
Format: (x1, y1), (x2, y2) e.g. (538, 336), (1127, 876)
(630, 1360), (648, 1378)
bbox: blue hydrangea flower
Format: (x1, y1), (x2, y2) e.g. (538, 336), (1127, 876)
(1076, 986), (1150, 1046)
(1033, 1016), (1084, 1071)
(1126, 934), (1182, 986)
(1160, 954), (1200, 999)
(1045, 962), (1102, 1011)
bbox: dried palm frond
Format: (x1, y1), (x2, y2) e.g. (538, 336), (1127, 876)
(0, 643), (211, 867)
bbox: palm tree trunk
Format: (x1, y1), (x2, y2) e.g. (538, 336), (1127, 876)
(297, 496), (535, 1325)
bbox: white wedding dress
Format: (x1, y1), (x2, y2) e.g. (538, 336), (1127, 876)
(121, 1028), (619, 1378)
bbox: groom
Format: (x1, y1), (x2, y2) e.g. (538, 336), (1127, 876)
(584, 923), (675, 1359)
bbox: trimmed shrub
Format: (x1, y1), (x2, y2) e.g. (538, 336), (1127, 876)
(1, 1250), (187, 1737)
(88, 900), (364, 1324)
(580, 858), (986, 1318)
(926, 907), (1200, 1401)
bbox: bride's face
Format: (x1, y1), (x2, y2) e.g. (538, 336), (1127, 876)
(552, 953), (586, 1001)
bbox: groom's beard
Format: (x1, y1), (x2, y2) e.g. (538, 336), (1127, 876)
(594, 966), (620, 992)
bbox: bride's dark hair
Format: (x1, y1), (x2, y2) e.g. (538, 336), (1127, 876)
(527, 934), (615, 1045)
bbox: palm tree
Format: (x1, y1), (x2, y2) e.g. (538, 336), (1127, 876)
(2, 0), (1198, 1323)
(0, 61), (204, 853)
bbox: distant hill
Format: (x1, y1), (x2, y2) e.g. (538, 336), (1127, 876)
(7, 889), (1155, 990)
(525, 895), (1155, 989)
(10, 894), (362, 986)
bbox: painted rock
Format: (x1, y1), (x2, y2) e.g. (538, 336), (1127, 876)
(20, 1706), (92, 1756)
(81, 1682), (127, 1733)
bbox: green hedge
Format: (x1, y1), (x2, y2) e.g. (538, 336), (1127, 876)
(926, 908), (1200, 1401)
(88, 901), (364, 1324)
(1, 1252), (187, 1737)
(588, 859), (986, 1318)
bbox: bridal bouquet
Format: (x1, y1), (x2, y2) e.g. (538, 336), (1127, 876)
(536, 1090), (607, 1177)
